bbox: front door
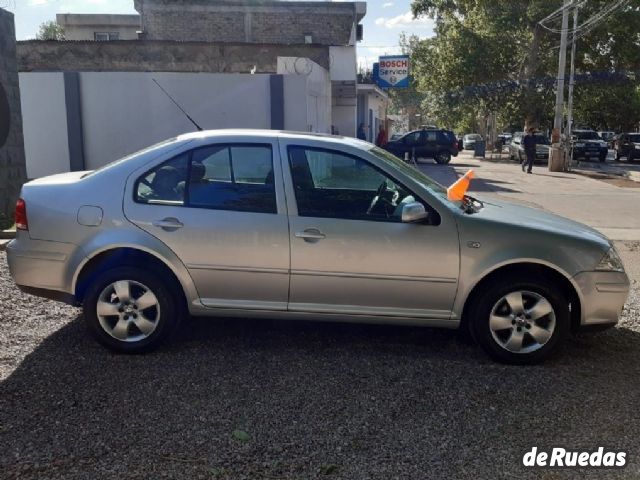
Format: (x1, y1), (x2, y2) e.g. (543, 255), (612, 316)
(282, 144), (460, 320)
(124, 140), (290, 310)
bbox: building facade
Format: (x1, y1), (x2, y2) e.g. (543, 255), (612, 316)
(56, 14), (141, 41)
(17, 0), (367, 178)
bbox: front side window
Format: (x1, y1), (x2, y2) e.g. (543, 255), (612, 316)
(288, 146), (427, 223)
(135, 144), (276, 214)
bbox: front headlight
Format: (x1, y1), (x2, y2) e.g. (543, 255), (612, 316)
(635, 144), (640, 150)
(596, 247), (625, 272)
(576, 142), (585, 148)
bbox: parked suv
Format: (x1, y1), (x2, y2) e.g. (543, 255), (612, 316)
(572, 130), (608, 162)
(384, 128), (459, 164)
(614, 133), (640, 162)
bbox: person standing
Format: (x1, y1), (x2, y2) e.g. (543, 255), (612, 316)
(375, 125), (388, 147)
(522, 127), (536, 174)
(357, 123), (367, 141)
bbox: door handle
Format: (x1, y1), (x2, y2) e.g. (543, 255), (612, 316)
(295, 228), (326, 242)
(152, 217), (183, 230)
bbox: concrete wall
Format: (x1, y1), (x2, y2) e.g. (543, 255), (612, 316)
(80, 72), (272, 169)
(0, 9), (27, 221)
(17, 41), (330, 74)
(134, 0), (365, 46)
(56, 14), (141, 41)
(278, 57), (331, 134)
(19, 69), (331, 176)
(18, 73), (69, 178)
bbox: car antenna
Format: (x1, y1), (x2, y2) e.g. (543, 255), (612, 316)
(152, 78), (203, 131)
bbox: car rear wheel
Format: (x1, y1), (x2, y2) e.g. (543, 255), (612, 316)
(435, 151), (451, 164)
(469, 276), (569, 364)
(83, 266), (181, 353)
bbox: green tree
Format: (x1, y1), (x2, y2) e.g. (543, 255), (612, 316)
(36, 21), (65, 41)
(408, 0), (640, 132)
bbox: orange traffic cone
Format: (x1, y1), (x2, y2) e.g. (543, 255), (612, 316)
(447, 169), (474, 201)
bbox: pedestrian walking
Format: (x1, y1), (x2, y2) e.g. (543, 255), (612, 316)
(357, 123), (367, 141)
(375, 125), (388, 147)
(522, 127), (536, 174)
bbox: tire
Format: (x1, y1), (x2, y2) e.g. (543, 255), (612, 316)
(469, 275), (569, 364)
(599, 154), (606, 163)
(435, 151), (451, 164)
(83, 266), (182, 353)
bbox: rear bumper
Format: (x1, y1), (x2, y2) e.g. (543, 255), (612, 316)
(6, 233), (77, 300)
(573, 270), (630, 327)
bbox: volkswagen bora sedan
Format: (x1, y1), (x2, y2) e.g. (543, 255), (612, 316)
(7, 130), (629, 364)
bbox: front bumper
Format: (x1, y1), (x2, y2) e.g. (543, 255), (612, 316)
(573, 147), (607, 159)
(573, 270), (630, 328)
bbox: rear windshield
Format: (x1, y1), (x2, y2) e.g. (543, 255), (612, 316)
(574, 131), (600, 140)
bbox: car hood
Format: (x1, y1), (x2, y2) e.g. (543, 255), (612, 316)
(470, 196), (610, 248)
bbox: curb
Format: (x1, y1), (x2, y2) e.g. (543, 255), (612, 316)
(0, 230), (16, 240)
(0, 239), (10, 251)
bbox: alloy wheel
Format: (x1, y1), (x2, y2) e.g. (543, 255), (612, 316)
(96, 279), (161, 342)
(488, 290), (556, 354)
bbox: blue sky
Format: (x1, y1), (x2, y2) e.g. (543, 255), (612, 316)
(6, 0), (435, 68)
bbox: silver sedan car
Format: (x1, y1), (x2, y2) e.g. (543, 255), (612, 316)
(6, 130), (630, 363)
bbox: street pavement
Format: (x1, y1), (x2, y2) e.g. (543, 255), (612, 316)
(419, 151), (640, 241)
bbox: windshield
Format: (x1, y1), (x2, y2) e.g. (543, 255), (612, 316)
(464, 134), (481, 140)
(534, 134), (549, 145)
(575, 131), (600, 140)
(370, 147), (460, 208)
(629, 134), (640, 142)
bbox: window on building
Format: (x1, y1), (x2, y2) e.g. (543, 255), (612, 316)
(94, 32), (120, 41)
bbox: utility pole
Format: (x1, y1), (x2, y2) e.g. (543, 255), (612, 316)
(565, 5), (579, 169)
(549, 0), (570, 171)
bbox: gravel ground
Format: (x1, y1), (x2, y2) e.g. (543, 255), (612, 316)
(1, 244), (639, 480)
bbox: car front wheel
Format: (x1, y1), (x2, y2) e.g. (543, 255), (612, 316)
(83, 266), (181, 353)
(470, 276), (569, 364)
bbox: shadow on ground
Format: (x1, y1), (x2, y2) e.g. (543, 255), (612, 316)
(1, 314), (640, 479)
(417, 162), (521, 193)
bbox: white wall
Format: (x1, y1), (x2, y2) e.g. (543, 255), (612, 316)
(19, 69), (333, 176)
(329, 46), (357, 82)
(278, 57), (331, 134)
(80, 72), (272, 169)
(19, 72), (70, 179)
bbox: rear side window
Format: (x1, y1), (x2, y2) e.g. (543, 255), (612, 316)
(135, 144), (276, 214)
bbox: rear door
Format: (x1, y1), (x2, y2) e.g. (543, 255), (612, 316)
(422, 130), (438, 158)
(124, 138), (290, 310)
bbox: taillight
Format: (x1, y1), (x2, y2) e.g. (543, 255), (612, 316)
(15, 198), (27, 230)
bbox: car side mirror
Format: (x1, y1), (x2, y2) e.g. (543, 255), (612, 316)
(401, 201), (428, 223)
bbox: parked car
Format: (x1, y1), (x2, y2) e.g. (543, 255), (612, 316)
(384, 128), (459, 164)
(508, 132), (550, 163)
(462, 134), (482, 150)
(571, 130), (608, 162)
(614, 132), (640, 162)
(598, 131), (616, 148)
(6, 130), (629, 364)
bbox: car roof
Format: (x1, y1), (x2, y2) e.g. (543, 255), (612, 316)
(177, 128), (371, 149)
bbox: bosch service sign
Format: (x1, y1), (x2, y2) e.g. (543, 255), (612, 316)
(377, 55), (410, 88)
